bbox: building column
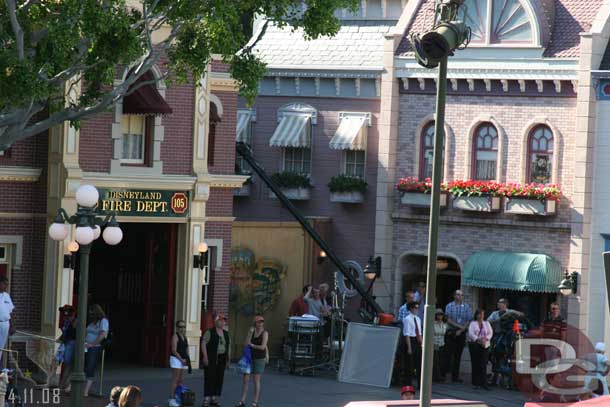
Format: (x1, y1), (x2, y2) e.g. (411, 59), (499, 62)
(42, 78), (84, 336)
(373, 33), (402, 312)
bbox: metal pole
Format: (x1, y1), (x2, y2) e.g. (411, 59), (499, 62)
(419, 55), (448, 407)
(70, 244), (90, 407)
(236, 143), (383, 314)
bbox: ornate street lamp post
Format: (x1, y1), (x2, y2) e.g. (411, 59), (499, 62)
(48, 185), (123, 407)
(410, 2), (470, 406)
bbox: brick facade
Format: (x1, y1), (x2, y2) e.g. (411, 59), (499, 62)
(0, 132), (48, 331)
(234, 96), (381, 268)
(390, 89), (578, 311)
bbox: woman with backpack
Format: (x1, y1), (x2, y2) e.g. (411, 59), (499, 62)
(84, 304), (109, 397)
(201, 313), (230, 406)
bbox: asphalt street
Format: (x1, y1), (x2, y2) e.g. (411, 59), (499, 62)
(40, 363), (526, 407)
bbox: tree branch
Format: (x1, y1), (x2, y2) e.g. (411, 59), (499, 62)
(6, 0), (25, 60)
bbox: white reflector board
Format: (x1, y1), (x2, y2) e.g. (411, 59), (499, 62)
(338, 322), (401, 388)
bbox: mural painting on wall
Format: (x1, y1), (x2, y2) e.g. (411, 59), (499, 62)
(230, 247), (287, 316)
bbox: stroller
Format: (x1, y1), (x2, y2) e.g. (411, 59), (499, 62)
(488, 315), (530, 389)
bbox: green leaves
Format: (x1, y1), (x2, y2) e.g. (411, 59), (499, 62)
(328, 174), (368, 193)
(1, 0), (358, 146)
(270, 171), (312, 189)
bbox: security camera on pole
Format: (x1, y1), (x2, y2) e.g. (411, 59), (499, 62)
(410, 2), (470, 406)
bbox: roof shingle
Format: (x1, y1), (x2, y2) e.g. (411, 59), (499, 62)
(253, 20), (394, 68)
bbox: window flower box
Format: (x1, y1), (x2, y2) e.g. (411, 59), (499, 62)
(505, 198), (557, 216)
(269, 171), (312, 200)
(234, 183), (251, 197)
(328, 175), (367, 204)
(269, 187), (311, 200)
(330, 191), (364, 203)
(400, 192), (448, 208)
(452, 195), (501, 212)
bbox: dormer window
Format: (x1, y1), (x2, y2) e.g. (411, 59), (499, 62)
(460, 0), (534, 45)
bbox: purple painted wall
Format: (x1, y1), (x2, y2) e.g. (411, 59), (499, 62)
(234, 95), (380, 267)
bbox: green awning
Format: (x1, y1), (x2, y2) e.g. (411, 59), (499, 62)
(463, 251), (562, 293)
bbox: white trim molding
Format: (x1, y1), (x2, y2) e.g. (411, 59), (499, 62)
(0, 236), (23, 270)
(0, 167), (42, 182)
(413, 114), (452, 181)
(464, 116), (505, 182)
(519, 117), (562, 185)
(82, 172), (197, 190)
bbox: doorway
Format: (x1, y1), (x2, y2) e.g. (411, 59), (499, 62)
(87, 223), (177, 366)
(399, 254), (461, 310)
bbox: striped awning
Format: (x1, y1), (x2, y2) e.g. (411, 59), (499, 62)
(329, 116), (367, 150)
(236, 111), (251, 143)
(269, 114), (311, 148)
(463, 251), (563, 293)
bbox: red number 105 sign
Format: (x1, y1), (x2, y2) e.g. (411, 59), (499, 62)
(171, 192), (188, 214)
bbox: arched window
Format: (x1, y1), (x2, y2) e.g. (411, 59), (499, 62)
(527, 125), (553, 184)
(460, 0), (533, 44)
(419, 122), (435, 180)
(472, 123), (498, 180)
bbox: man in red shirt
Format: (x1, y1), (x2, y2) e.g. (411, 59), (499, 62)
(288, 285), (311, 317)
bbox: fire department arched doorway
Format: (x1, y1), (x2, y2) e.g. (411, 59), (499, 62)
(395, 251), (462, 311)
(83, 222), (178, 367)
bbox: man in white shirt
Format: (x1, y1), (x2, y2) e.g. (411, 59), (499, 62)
(0, 277), (14, 363)
(402, 302), (422, 388)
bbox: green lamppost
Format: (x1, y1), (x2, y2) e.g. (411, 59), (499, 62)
(48, 185), (123, 407)
(410, 2), (470, 406)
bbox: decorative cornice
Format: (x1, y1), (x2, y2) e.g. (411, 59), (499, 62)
(0, 166), (42, 182)
(210, 72), (237, 92)
(200, 173), (249, 188)
(266, 68), (381, 79)
(397, 67), (578, 81)
(82, 172), (197, 190)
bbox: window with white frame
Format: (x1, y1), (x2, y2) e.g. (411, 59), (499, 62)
(344, 150), (366, 178)
(121, 115), (146, 163)
(284, 147), (311, 174)
(0, 246), (6, 262)
(236, 109), (254, 175)
(472, 122), (498, 180)
(459, 0), (534, 45)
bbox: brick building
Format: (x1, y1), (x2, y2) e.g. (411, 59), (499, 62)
(0, 60), (245, 367)
(230, 3), (406, 339)
(371, 0), (610, 341)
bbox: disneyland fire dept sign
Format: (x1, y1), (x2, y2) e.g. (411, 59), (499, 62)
(96, 189), (189, 217)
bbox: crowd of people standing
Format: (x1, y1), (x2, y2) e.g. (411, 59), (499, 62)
(396, 285), (574, 393)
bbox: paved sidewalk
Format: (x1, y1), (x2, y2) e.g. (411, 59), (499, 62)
(26, 365), (526, 407)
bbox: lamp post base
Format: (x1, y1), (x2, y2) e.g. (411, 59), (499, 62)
(69, 372), (86, 407)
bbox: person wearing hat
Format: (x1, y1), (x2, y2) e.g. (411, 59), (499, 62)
(168, 319), (190, 406)
(583, 342), (610, 396)
(0, 276), (14, 364)
(236, 315), (268, 407)
(202, 313), (230, 406)
(433, 308), (447, 382)
(400, 385), (415, 400)
(56, 304), (76, 391)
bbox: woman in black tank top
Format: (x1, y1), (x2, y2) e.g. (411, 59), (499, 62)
(235, 315), (268, 407)
(169, 320), (190, 404)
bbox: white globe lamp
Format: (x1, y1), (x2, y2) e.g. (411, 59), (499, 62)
(49, 222), (69, 241)
(75, 185), (99, 208)
(92, 225), (101, 240)
(74, 226), (94, 245)
(198, 242), (209, 254)
(103, 226), (123, 246)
